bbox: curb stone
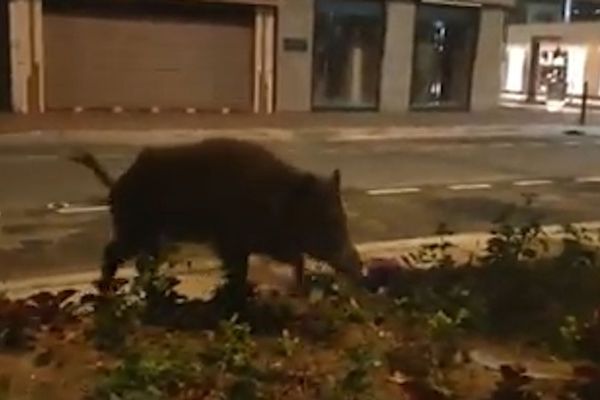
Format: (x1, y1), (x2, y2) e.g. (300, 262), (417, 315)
(3, 221), (600, 299)
(1, 124), (600, 148)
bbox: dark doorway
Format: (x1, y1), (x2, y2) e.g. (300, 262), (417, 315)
(312, 0), (384, 110)
(410, 4), (480, 110)
(0, 0), (11, 111)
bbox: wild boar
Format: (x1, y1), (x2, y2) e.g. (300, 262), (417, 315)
(70, 138), (362, 303)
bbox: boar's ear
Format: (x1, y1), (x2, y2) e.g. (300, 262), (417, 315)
(331, 169), (341, 192)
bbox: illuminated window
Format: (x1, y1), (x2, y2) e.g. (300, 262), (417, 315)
(566, 46), (587, 95)
(505, 46), (527, 92)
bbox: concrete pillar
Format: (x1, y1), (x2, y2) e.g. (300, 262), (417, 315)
(584, 45), (600, 98)
(276, 0), (313, 112)
(254, 8), (265, 114)
(380, 1), (416, 113)
(263, 7), (276, 114)
(9, 0), (43, 114)
(9, 0), (29, 113)
(471, 7), (505, 111)
(254, 6), (276, 114)
(0, 0), (10, 111)
(564, 0), (573, 22)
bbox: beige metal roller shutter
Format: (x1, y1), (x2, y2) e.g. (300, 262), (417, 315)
(43, 1), (254, 111)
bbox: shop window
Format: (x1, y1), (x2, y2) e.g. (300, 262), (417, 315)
(571, 0), (600, 21)
(312, 0), (384, 110)
(410, 3), (480, 110)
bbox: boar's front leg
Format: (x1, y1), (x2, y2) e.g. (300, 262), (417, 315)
(100, 239), (135, 292)
(292, 255), (305, 295)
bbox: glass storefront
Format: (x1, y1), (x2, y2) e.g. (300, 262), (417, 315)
(571, 0), (600, 22)
(410, 4), (480, 110)
(509, 0), (600, 24)
(509, 0), (563, 24)
(312, 0), (384, 110)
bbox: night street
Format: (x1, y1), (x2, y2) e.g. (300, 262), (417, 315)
(2, 132), (600, 280)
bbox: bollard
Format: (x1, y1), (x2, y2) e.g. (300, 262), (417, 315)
(579, 81), (588, 126)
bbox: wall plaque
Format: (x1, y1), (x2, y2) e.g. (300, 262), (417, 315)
(283, 38), (308, 52)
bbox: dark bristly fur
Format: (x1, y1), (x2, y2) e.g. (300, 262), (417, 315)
(70, 138), (361, 304)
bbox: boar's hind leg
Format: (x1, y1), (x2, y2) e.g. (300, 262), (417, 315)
(100, 239), (136, 290)
(217, 246), (251, 307)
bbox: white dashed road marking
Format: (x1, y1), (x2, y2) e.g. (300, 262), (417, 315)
(565, 141), (581, 146)
(489, 142), (514, 148)
(513, 179), (554, 187)
(367, 175), (600, 196)
(367, 187), (421, 196)
(527, 142), (548, 147)
(24, 155), (59, 161)
(56, 205), (109, 215)
(448, 183), (493, 191)
(575, 176), (600, 184)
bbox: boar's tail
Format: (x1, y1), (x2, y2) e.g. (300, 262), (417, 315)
(68, 150), (114, 189)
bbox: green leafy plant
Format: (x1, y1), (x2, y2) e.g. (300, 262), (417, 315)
(0, 296), (37, 349)
(425, 308), (469, 368)
(27, 289), (79, 330)
(480, 212), (548, 268)
(242, 293), (296, 336)
(404, 223), (457, 270)
(226, 377), (262, 400)
(321, 345), (380, 400)
(0, 290), (79, 350)
(559, 224), (598, 269)
(276, 329), (300, 358)
(560, 365), (600, 400)
(91, 345), (203, 400)
(84, 255), (186, 352)
(573, 308), (600, 362)
(366, 203), (600, 354)
(298, 282), (360, 343)
(340, 346), (380, 397)
(203, 315), (257, 373)
(558, 315), (583, 357)
(131, 254), (185, 324)
(489, 365), (541, 400)
(199, 316), (270, 399)
(81, 279), (142, 352)
(426, 309), (468, 342)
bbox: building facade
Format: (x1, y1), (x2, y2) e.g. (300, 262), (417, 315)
(504, 0), (600, 105)
(4, 0), (513, 114)
(278, 0), (512, 113)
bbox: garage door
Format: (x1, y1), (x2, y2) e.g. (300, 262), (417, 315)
(0, 0), (10, 111)
(43, 0), (254, 111)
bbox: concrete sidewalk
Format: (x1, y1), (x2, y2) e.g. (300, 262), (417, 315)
(2, 107), (598, 131)
(0, 111), (599, 149)
(0, 107), (598, 133)
(0, 115), (600, 148)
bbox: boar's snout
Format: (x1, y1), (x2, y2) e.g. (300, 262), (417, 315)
(330, 245), (363, 281)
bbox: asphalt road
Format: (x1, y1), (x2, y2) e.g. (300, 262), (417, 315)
(2, 135), (600, 280)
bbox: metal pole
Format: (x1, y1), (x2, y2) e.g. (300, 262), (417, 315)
(564, 0), (573, 23)
(580, 81), (588, 126)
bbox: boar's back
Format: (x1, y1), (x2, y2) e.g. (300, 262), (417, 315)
(108, 138), (304, 241)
